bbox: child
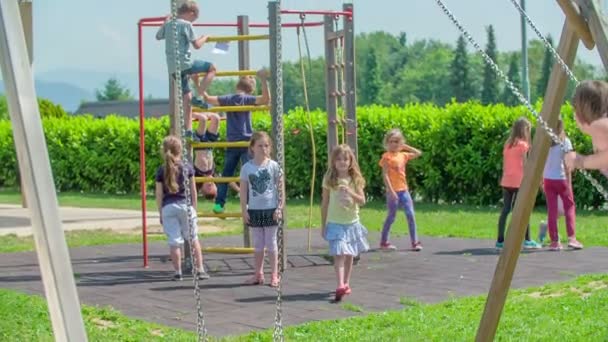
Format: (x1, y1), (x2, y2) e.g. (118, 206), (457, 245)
(239, 132), (283, 287)
(564, 80), (608, 176)
(497, 117), (542, 250)
(204, 69), (271, 213)
(156, 1), (217, 139)
(155, 135), (210, 281)
(542, 119), (582, 250)
(321, 144), (369, 302)
(192, 112), (220, 199)
(378, 128), (423, 251)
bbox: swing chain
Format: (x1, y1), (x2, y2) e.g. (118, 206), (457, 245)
(170, 0), (207, 340)
(434, 0), (608, 201)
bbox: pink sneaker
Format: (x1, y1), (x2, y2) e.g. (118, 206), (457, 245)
(335, 286), (348, 302)
(412, 241), (423, 251)
(549, 241), (563, 251)
(568, 238), (584, 250)
(380, 242), (397, 250)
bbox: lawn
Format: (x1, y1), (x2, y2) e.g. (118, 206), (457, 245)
(1, 190), (607, 253)
(1, 274), (607, 341)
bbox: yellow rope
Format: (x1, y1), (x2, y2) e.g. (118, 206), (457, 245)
(297, 25), (316, 252)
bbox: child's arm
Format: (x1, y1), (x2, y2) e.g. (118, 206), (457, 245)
(382, 162), (397, 200)
(570, 150), (608, 170)
(155, 15), (171, 40)
(155, 182), (164, 221)
(192, 35), (209, 50)
(321, 187), (329, 237)
(202, 92), (220, 106)
(340, 183), (366, 205)
(401, 144), (422, 159)
(239, 180), (249, 224)
(255, 70), (270, 105)
(189, 176), (197, 210)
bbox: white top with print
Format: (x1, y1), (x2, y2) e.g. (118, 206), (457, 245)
(240, 159), (281, 210)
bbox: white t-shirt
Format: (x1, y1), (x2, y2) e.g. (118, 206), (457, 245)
(543, 138), (573, 180)
(240, 159), (281, 210)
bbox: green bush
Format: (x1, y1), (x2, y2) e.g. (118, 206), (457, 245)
(0, 96), (68, 120)
(0, 102), (606, 208)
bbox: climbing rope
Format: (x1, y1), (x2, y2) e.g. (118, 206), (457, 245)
(297, 16), (317, 252)
(434, 0), (608, 201)
(169, 0), (207, 340)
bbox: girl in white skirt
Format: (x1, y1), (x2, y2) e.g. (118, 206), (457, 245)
(321, 144), (369, 302)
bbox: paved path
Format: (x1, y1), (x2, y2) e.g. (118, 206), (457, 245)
(0, 230), (606, 337)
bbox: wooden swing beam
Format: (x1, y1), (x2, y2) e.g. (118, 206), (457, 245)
(476, 0), (608, 341)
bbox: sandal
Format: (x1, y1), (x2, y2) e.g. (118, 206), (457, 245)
(269, 273), (280, 288)
(245, 273), (264, 285)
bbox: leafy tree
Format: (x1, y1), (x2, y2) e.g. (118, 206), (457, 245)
(95, 78), (133, 101)
(502, 54), (522, 106)
(449, 35), (477, 102)
(360, 49), (382, 104)
(481, 25), (500, 104)
(536, 35), (554, 100)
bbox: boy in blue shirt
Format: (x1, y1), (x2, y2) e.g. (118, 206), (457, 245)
(156, 0), (216, 140)
(203, 69), (270, 213)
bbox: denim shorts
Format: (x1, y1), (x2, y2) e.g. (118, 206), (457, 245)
(176, 60), (212, 94)
(161, 203), (199, 246)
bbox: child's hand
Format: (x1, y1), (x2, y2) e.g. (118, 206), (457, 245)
(388, 191), (397, 202)
(321, 226), (327, 240)
(164, 14), (171, 22)
(242, 211), (250, 225)
(564, 152), (577, 170)
(200, 35), (209, 43)
(273, 208), (282, 222)
(257, 68), (269, 79)
(202, 91), (209, 100)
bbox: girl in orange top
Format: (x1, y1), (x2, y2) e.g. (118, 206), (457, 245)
(379, 129), (423, 251)
(497, 117), (541, 250)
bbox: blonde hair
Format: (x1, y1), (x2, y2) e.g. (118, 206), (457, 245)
(506, 117), (531, 148)
(572, 80), (608, 124)
(383, 128), (405, 150)
(324, 144), (365, 191)
(237, 76), (256, 94)
(161, 136), (182, 194)
(249, 131), (272, 155)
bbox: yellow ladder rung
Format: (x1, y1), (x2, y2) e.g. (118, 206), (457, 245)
(201, 247), (254, 254)
(198, 70), (257, 77)
(198, 212), (242, 218)
(197, 105), (270, 113)
(192, 141), (249, 149)
(206, 34), (269, 42)
(195, 176), (239, 183)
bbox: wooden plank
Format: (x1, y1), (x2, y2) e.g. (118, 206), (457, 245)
(476, 20), (580, 342)
(557, 0), (595, 49)
(343, 3), (358, 157)
(324, 15), (338, 155)
(577, 0), (608, 69)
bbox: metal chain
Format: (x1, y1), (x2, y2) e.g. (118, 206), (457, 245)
(169, 1), (207, 340)
(508, 0), (579, 84)
(434, 0), (608, 201)
(270, 2), (285, 342)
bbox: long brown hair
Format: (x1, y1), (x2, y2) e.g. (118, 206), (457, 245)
(162, 136), (182, 194)
(551, 118), (566, 146)
(506, 117), (531, 148)
(248, 131), (272, 156)
(324, 144), (365, 191)
(572, 80), (608, 124)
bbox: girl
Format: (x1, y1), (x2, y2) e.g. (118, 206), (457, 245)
(497, 117), (541, 250)
(321, 144), (369, 302)
(155, 135), (209, 281)
(379, 129), (423, 251)
(543, 119), (583, 251)
(239, 131), (283, 287)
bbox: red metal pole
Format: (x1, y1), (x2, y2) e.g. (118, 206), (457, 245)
(138, 22), (149, 268)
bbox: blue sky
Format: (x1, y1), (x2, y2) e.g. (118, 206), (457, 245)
(28, 0), (608, 81)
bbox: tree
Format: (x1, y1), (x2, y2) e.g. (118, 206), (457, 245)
(449, 35), (476, 102)
(95, 78), (133, 101)
(481, 25), (500, 104)
(502, 54), (521, 106)
(360, 50), (382, 104)
(536, 35), (554, 100)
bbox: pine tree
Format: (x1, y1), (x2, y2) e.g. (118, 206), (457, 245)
(502, 55), (521, 106)
(449, 35), (475, 102)
(95, 78), (133, 101)
(536, 35), (554, 100)
(481, 25), (499, 104)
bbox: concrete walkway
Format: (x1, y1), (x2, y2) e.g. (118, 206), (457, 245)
(0, 230), (606, 337)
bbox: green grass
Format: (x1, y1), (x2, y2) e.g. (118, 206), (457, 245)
(2, 275), (607, 341)
(2, 189), (608, 253)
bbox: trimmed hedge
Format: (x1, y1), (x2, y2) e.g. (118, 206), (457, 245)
(0, 102), (606, 207)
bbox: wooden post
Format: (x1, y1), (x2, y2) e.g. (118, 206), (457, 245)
(237, 15), (252, 248)
(324, 15), (338, 156)
(18, 0), (33, 208)
(342, 3), (357, 158)
(557, 0), (595, 49)
(475, 21), (580, 342)
(576, 0), (608, 69)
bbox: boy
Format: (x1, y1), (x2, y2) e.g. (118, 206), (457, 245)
(564, 80), (608, 175)
(203, 69), (270, 213)
(156, 0), (217, 139)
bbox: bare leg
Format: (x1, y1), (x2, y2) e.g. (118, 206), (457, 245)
(343, 255), (354, 285)
(207, 112), (220, 134)
(333, 255), (345, 289)
(183, 92), (193, 131)
(191, 239), (204, 272)
(198, 65), (216, 94)
(192, 112), (208, 136)
(170, 246), (182, 274)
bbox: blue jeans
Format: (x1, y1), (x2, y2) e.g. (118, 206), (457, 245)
(177, 60), (212, 94)
(215, 147), (250, 206)
(381, 190), (418, 244)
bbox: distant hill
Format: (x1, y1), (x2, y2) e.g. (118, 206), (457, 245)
(0, 80), (93, 112)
